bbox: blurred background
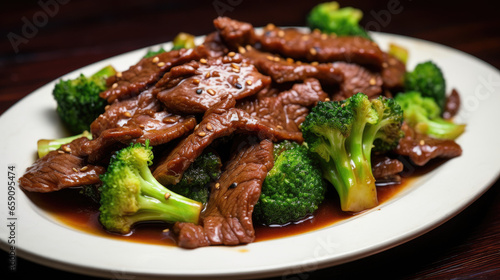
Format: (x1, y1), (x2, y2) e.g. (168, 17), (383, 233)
(1, 0), (499, 279)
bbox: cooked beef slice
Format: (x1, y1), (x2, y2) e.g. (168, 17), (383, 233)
(332, 62), (383, 99)
(154, 54), (271, 114)
(212, 17), (384, 70)
(395, 123), (463, 166)
(381, 53), (406, 91)
(241, 47), (344, 84)
(213, 17), (257, 49)
(203, 32), (229, 58)
(101, 45), (209, 103)
(173, 137), (274, 248)
(237, 78), (328, 132)
(372, 155), (404, 182)
(19, 137), (105, 193)
(153, 95), (302, 186)
(443, 89), (461, 120)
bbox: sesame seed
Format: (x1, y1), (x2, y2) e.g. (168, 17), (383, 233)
(200, 58), (207, 64)
(231, 63), (240, 70)
(273, 56), (280, 62)
(80, 166), (89, 172)
(139, 124), (145, 128)
(164, 192), (171, 200)
(266, 23), (275, 30)
(369, 78), (377, 85)
(321, 33), (328, 40)
(72, 168), (78, 172)
(246, 45), (252, 51)
(206, 123), (213, 131)
(229, 182), (238, 189)
(419, 140), (426, 146)
(205, 72), (210, 78)
(276, 125), (283, 130)
(246, 80), (253, 85)
(207, 89), (216, 96)
(157, 62), (165, 67)
(198, 132), (206, 137)
(112, 83), (118, 89)
(195, 124), (200, 130)
(196, 89), (203, 95)
(58, 150), (65, 154)
(266, 55), (275, 61)
(215, 183), (220, 189)
(162, 228), (170, 233)
(62, 146), (71, 153)
(152, 57), (160, 63)
(105, 105), (110, 110)
(382, 62), (389, 68)
(238, 46), (246, 54)
(163, 117), (177, 123)
(311, 61), (319, 66)
(286, 58), (294, 63)
(193, 79), (200, 85)
(234, 83), (242, 89)
(232, 68), (240, 73)
(278, 30), (285, 37)
(116, 72), (122, 78)
(228, 51), (236, 57)
(324, 98), (331, 102)
(123, 112), (132, 118)
(309, 47), (317, 56)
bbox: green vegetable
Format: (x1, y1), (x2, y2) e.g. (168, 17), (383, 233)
(307, 1), (371, 39)
(168, 151), (222, 204)
(53, 65), (116, 134)
(405, 61), (446, 111)
(172, 32), (196, 50)
(388, 43), (408, 65)
(98, 141), (202, 234)
(395, 91), (465, 140)
(301, 93), (404, 212)
(37, 131), (92, 158)
(143, 47), (166, 58)
(254, 141), (327, 225)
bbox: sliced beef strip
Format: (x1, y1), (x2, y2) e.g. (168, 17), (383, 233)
(241, 46), (344, 85)
(331, 62), (383, 99)
(202, 32), (229, 58)
(213, 17), (257, 49)
(237, 78), (328, 132)
(443, 89), (461, 120)
(256, 26), (384, 70)
(19, 137), (106, 193)
(372, 155), (404, 183)
(101, 45), (209, 103)
(154, 54), (271, 114)
(381, 53), (406, 92)
(173, 136), (274, 248)
(395, 123), (463, 166)
(153, 95), (302, 186)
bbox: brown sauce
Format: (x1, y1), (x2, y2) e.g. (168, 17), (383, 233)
(24, 174), (421, 247)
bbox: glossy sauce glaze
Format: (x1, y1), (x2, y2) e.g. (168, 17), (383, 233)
(25, 175), (417, 247)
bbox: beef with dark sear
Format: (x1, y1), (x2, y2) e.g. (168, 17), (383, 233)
(372, 155), (404, 183)
(332, 61), (383, 99)
(381, 53), (406, 92)
(154, 53), (271, 114)
(237, 78), (328, 132)
(19, 137), (106, 193)
(395, 123), (463, 166)
(153, 95), (303, 186)
(241, 46), (344, 85)
(173, 136), (274, 248)
(213, 17), (256, 49)
(101, 45), (209, 103)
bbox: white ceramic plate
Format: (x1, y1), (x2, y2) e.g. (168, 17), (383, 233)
(1, 32), (500, 279)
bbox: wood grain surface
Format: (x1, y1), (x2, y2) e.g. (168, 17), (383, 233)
(1, 0), (499, 279)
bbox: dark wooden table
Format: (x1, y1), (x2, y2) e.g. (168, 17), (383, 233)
(2, 0), (499, 279)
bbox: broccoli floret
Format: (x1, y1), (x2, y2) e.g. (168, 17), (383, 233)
(307, 1), (371, 39)
(168, 151), (222, 204)
(405, 61), (446, 111)
(171, 32), (196, 50)
(395, 91), (465, 140)
(301, 93), (404, 212)
(37, 131), (92, 158)
(143, 47), (167, 58)
(253, 141), (327, 226)
(53, 65), (116, 134)
(98, 141), (202, 234)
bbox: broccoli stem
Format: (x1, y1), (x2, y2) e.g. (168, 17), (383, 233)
(136, 162), (201, 224)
